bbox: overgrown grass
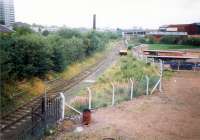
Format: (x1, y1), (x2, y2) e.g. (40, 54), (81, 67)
(148, 44), (200, 50)
(163, 69), (174, 80)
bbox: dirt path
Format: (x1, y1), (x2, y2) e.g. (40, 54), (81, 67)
(57, 71), (200, 140)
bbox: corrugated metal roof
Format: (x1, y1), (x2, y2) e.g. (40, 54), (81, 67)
(0, 25), (14, 33)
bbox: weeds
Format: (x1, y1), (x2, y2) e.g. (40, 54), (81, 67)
(66, 52), (160, 115)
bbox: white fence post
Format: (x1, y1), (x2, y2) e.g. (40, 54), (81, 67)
(145, 56), (148, 64)
(87, 87), (92, 110)
(111, 82), (115, 106)
(145, 75), (149, 95)
(153, 58), (155, 65)
(130, 78), (134, 100)
(159, 60), (163, 92)
(60, 92), (65, 120)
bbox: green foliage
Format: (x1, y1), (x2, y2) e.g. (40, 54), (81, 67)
(160, 36), (181, 44)
(0, 28), (120, 111)
(147, 36), (156, 44)
(57, 28), (81, 38)
(119, 55), (156, 81)
(138, 37), (146, 43)
(148, 44), (200, 50)
(42, 30), (49, 36)
(184, 37), (200, 46)
(149, 35), (200, 46)
(128, 44), (134, 50)
(12, 34), (52, 78)
(13, 25), (34, 35)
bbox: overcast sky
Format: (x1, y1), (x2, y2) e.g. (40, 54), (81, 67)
(14, 0), (200, 29)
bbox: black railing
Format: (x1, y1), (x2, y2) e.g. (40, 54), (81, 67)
(7, 95), (62, 140)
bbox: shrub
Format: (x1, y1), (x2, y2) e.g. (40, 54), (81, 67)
(159, 36), (179, 44)
(184, 37), (200, 46)
(128, 44), (134, 50)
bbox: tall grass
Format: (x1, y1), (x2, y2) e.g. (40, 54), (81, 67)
(66, 52), (160, 115)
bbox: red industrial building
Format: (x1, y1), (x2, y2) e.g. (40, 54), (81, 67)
(159, 23), (200, 35)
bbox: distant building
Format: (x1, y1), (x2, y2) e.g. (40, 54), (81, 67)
(122, 29), (146, 40)
(146, 23), (200, 41)
(159, 23), (200, 35)
(0, 0), (15, 27)
(0, 24), (14, 33)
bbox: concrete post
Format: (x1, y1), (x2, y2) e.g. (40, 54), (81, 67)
(60, 92), (65, 120)
(130, 78), (134, 100)
(111, 82), (115, 106)
(87, 87), (92, 110)
(159, 60), (163, 92)
(145, 76), (149, 95)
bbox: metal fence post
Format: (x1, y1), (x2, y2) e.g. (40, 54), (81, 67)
(87, 87), (92, 110)
(145, 56), (148, 64)
(194, 62), (197, 72)
(145, 76), (149, 95)
(130, 78), (134, 100)
(59, 92), (65, 121)
(159, 60), (163, 92)
(178, 60), (180, 71)
(111, 82), (115, 106)
(153, 58), (155, 65)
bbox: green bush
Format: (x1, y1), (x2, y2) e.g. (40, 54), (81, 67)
(184, 37), (200, 46)
(128, 44), (134, 50)
(0, 28), (119, 111)
(147, 36), (156, 44)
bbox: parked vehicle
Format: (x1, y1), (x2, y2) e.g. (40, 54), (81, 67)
(119, 49), (128, 55)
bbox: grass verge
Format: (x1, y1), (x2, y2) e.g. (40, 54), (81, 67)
(148, 44), (200, 50)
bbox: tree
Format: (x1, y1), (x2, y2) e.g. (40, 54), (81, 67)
(13, 25), (34, 35)
(11, 34), (52, 78)
(42, 30), (49, 36)
(57, 28), (81, 38)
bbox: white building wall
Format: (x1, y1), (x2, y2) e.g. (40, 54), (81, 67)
(0, 0), (15, 27)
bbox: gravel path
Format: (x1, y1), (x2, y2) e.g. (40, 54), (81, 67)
(55, 71), (200, 140)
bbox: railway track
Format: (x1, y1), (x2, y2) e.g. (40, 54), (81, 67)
(0, 43), (121, 135)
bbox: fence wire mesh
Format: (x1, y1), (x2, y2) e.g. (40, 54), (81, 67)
(66, 74), (160, 116)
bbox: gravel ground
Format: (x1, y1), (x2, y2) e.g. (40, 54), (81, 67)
(48, 71), (200, 140)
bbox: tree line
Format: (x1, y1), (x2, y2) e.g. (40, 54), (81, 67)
(139, 35), (200, 46)
(0, 26), (119, 105)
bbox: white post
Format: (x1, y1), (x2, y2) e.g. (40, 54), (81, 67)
(178, 60), (180, 71)
(194, 63), (197, 72)
(159, 60), (163, 92)
(111, 82), (115, 106)
(130, 78), (134, 100)
(145, 76), (149, 95)
(153, 58), (155, 65)
(146, 56), (148, 64)
(87, 87), (92, 110)
(60, 92), (65, 120)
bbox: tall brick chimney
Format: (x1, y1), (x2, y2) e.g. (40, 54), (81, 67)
(93, 14), (96, 30)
